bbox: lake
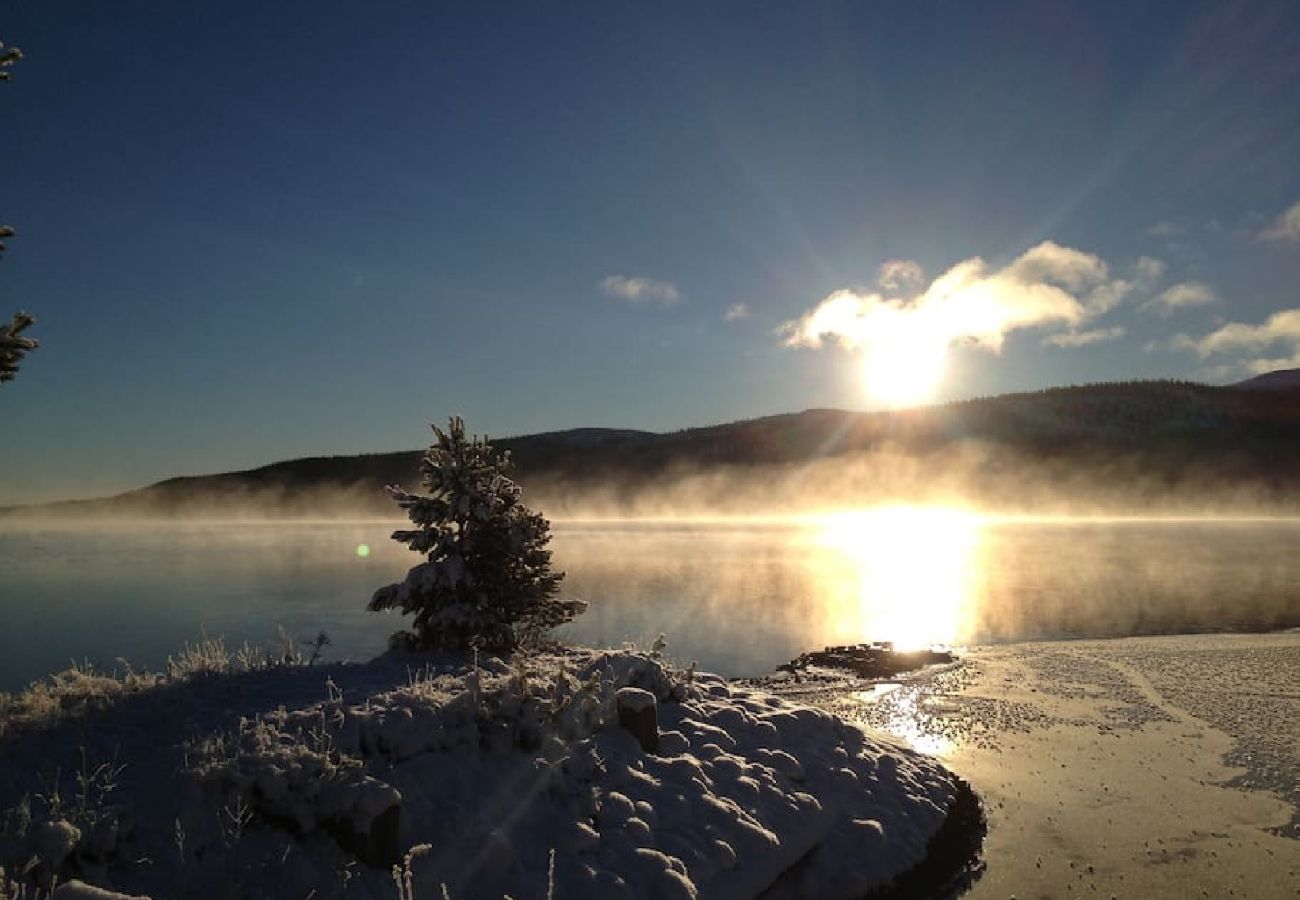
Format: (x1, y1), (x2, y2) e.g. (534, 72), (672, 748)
(1, 511), (1298, 692)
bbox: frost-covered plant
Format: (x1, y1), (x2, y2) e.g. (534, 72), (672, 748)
(1, 630), (333, 741)
(165, 637), (231, 679)
(391, 843), (431, 900)
(369, 416), (586, 653)
(0, 662), (162, 739)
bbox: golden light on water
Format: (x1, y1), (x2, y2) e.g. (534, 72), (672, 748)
(816, 507), (981, 650)
(853, 685), (956, 757)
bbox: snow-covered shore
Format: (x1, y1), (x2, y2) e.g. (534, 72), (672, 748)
(0, 645), (980, 899)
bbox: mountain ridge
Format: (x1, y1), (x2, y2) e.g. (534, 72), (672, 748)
(1232, 368), (1300, 391)
(5, 378), (1299, 517)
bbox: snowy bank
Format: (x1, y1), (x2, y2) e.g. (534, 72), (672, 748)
(0, 647), (978, 899)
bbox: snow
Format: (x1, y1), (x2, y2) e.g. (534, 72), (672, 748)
(0, 647), (967, 899)
(52, 881), (150, 900)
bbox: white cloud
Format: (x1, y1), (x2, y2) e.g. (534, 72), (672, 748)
(1258, 200), (1300, 243)
(724, 303), (751, 322)
(598, 275), (682, 307)
(1142, 281), (1216, 315)
(876, 259), (925, 293)
(1044, 326), (1126, 348)
(1082, 255), (1167, 317)
(1173, 308), (1300, 374)
(779, 241), (1133, 357)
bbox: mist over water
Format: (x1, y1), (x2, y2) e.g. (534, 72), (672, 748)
(1, 513), (1297, 692)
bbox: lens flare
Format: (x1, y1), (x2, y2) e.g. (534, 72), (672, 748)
(355, 543), (371, 558)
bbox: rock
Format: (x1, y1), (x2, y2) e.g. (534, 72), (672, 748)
(775, 643), (956, 679)
(326, 799), (401, 868)
(616, 687), (660, 753)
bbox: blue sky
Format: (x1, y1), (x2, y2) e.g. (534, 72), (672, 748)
(2, 1), (1298, 504)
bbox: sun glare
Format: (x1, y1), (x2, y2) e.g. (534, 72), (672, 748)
(816, 507), (981, 650)
(860, 327), (948, 408)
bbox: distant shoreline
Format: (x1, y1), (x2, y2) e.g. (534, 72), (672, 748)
(6, 379), (1300, 516)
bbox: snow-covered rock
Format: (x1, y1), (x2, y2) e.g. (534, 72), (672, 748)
(616, 687), (660, 753)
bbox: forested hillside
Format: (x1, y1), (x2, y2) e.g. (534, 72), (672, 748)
(6, 380), (1299, 517)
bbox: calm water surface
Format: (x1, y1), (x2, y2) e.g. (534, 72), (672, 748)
(1, 513), (1298, 691)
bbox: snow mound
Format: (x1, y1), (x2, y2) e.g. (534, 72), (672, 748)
(0, 648), (967, 899)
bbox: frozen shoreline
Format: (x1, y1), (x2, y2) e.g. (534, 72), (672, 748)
(795, 633), (1300, 899)
(0, 646), (983, 900)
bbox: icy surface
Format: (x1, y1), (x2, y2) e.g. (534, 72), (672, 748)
(809, 633), (1300, 899)
(0, 648), (963, 899)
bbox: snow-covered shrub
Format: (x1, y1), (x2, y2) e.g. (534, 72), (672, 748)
(369, 417), (585, 653)
(0, 750), (128, 894)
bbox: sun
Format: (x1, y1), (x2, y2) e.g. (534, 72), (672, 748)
(860, 325), (948, 408)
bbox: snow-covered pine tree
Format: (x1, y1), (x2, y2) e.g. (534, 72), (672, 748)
(1, 311), (38, 383)
(1, 41), (37, 385)
(369, 416), (585, 652)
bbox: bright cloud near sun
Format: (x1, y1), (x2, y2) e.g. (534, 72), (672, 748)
(876, 259), (926, 293)
(779, 241), (1148, 407)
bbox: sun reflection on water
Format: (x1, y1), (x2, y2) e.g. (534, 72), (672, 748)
(852, 685), (957, 756)
(815, 507), (983, 650)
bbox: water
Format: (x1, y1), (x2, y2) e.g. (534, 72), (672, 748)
(1, 512), (1298, 692)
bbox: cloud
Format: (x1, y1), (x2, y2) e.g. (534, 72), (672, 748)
(876, 259), (925, 293)
(724, 303), (751, 322)
(1145, 221), (1182, 238)
(1043, 326), (1126, 348)
(1174, 308), (1300, 374)
(1258, 200), (1300, 243)
(1142, 281), (1216, 315)
(1081, 255), (1167, 317)
(598, 275), (682, 306)
(1134, 256), (1167, 283)
(779, 241), (1135, 357)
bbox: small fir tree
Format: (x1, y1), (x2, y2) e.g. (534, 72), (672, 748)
(369, 416), (585, 652)
(1, 311), (38, 383)
(1, 41), (38, 385)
